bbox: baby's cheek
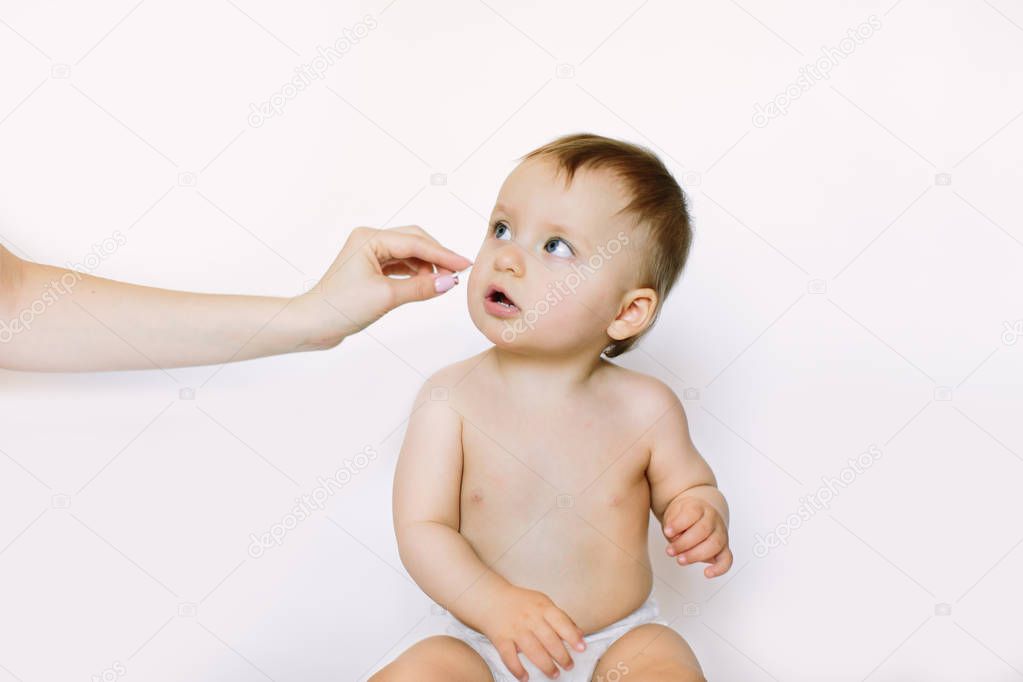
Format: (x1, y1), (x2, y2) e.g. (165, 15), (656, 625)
(555, 291), (615, 335)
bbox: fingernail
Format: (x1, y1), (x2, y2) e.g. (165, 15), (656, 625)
(576, 642), (586, 652)
(434, 274), (458, 293)
(666, 546), (675, 556)
(664, 527), (674, 536)
(678, 555), (687, 564)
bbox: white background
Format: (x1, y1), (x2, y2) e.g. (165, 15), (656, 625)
(2, 1), (1022, 680)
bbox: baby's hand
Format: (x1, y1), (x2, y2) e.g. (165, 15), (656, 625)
(663, 495), (733, 578)
(478, 584), (586, 681)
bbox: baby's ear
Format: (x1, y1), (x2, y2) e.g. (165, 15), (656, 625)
(607, 288), (658, 342)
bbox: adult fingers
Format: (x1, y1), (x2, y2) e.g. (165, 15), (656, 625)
(380, 259), (418, 277)
(371, 227), (471, 273)
(380, 257), (434, 277)
(386, 269), (459, 305)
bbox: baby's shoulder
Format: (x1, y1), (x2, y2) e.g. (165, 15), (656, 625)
(415, 349), (492, 404)
(427, 350), (489, 385)
(596, 360), (684, 419)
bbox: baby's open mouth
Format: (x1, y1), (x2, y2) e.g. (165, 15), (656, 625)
(484, 284), (520, 316)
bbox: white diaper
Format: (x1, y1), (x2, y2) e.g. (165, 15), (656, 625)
(444, 596), (668, 681)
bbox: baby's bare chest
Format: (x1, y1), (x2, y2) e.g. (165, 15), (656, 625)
(455, 399), (651, 516)
(452, 397), (654, 570)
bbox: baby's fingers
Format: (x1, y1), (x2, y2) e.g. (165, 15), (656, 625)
(495, 639), (528, 682)
(520, 632), (561, 679)
(705, 546), (734, 578)
(535, 622), (574, 673)
(544, 609), (586, 654)
(675, 533), (726, 565)
(664, 501), (703, 538)
(666, 515), (712, 557)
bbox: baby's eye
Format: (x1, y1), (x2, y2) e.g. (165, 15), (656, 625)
(544, 237), (574, 258)
(493, 221), (511, 240)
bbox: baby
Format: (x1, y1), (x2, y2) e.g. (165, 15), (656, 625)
(372, 133), (732, 682)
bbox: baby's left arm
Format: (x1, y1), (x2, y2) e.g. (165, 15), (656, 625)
(645, 386), (733, 578)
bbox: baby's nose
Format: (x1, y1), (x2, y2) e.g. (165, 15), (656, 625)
(494, 244), (525, 276)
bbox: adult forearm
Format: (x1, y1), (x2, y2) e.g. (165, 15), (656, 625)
(1, 226), (472, 373)
(397, 520), (510, 630)
(0, 255), (328, 372)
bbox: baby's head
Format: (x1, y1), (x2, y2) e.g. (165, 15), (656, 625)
(467, 133), (692, 358)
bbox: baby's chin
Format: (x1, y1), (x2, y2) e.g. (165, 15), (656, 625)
(467, 303), (521, 347)
(468, 303), (599, 357)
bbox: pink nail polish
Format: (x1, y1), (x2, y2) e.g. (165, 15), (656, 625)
(434, 274), (457, 293)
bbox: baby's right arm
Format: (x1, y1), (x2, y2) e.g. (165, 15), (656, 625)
(393, 375), (586, 681)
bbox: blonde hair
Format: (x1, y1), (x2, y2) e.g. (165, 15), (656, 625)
(519, 133), (693, 357)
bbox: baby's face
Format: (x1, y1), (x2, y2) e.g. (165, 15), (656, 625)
(468, 157), (645, 356)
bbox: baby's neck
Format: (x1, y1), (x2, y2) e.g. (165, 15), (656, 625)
(490, 345), (604, 396)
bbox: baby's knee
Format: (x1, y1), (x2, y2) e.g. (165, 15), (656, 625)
(369, 635), (491, 682)
(597, 624), (706, 682)
(635, 658), (706, 682)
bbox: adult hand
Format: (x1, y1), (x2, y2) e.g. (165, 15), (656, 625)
(298, 225), (472, 346)
(0, 225), (471, 372)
